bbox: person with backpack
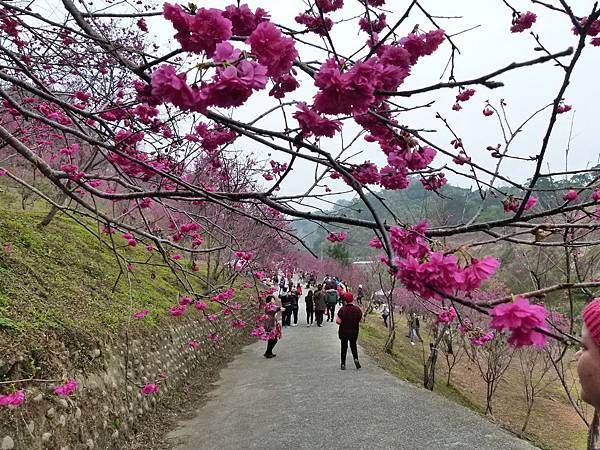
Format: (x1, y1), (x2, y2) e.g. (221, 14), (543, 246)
(313, 284), (326, 327)
(336, 292), (362, 370)
(279, 287), (292, 327)
(305, 290), (314, 327)
(326, 287), (338, 322)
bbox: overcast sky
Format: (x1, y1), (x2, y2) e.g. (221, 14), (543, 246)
(43, 1), (600, 203)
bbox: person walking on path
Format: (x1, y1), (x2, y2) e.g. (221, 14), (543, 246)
(263, 296), (282, 358)
(290, 287), (300, 327)
(278, 277), (285, 295)
(336, 292), (363, 370)
(326, 288), (338, 322)
(305, 289), (314, 327)
(577, 298), (600, 450)
(313, 284), (326, 327)
(279, 287), (292, 327)
(356, 284), (364, 305)
(381, 304), (390, 328)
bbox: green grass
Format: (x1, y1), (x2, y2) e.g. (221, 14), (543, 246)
(0, 187), (221, 339)
(359, 314), (483, 413)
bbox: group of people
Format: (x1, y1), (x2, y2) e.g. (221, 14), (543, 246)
(262, 274), (363, 370)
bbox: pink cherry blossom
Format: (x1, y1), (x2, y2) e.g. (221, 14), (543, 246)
(195, 301), (208, 311)
(489, 296), (547, 347)
(179, 296), (193, 306)
(295, 13), (333, 36)
(557, 103), (572, 114)
(141, 383), (160, 395)
(247, 22), (298, 78)
(3, 243), (13, 253)
(189, 340), (200, 349)
(326, 231), (347, 242)
(510, 11), (537, 33)
(0, 390), (24, 407)
(455, 88), (475, 102)
(132, 309), (150, 319)
(563, 190), (578, 202)
(163, 4), (232, 57)
(136, 18), (148, 32)
(151, 64), (205, 112)
(435, 307), (457, 324)
(53, 379), (78, 396)
(168, 305), (187, 316)
(316, 0), (344, 13)
(471, 331), (495, 346)
(523, 196), (537, 211)
(231, 319), (246, 329)
(351, 162), (380, 185)
(207, 332), (221, 342)
(222, 4), (269, 36)
(454, 257), (500, 291)
(293, 103), (341, 138)
(369, 237), (383, 249)
(483, 107), (494, 116)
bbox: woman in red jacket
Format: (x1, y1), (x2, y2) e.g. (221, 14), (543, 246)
(336, 292), (363, 370)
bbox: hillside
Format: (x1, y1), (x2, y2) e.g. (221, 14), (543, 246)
(0, 187), (243, 380)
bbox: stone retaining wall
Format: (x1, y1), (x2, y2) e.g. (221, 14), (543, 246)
(0, 313), (254, 450)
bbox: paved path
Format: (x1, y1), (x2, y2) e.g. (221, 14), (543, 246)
(168, 290), (536, 450)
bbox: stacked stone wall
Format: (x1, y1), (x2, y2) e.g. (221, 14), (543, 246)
(0, 312), (254, 450)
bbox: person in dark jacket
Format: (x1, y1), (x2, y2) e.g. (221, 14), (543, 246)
(336, 292), (363, 370)
(289, 288), (299, 327)
(305, 290), (314, 327)
(313, 284), (327, 327)
(279, 287), (292, 327)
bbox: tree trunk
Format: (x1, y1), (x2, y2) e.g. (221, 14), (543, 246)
(424, 343), (438, 391)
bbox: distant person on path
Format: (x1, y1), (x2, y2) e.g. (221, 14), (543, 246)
(278, 278), (285, 295)
(263, 296), (282, 358)
(356, 284), (364, 305)
(326, 288), (338, 322)
(305, 289), (314, 327)
(381, 304), (390, 328)
(290, 287), (300, 327)
(313, 284), (326, 327)
(280, 287), (292, 327)
(296, 283), (303, 297)
(578, 299), (600, 450)
(336, 292), (362, 370)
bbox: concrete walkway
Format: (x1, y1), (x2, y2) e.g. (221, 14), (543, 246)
(167, 291), (536, 450)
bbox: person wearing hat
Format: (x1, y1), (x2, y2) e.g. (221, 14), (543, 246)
(356, 284), (364, 305)
(578, 298), (600, 449)
(336, 291), (363, 370)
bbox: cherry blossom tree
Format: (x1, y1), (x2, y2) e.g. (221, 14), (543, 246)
(2, 2), (600, 443)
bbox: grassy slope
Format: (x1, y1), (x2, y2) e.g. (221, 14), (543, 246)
(359, 313), (589, 450)
(359, 314), (482, 412)
(0, 188), (233, 355)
